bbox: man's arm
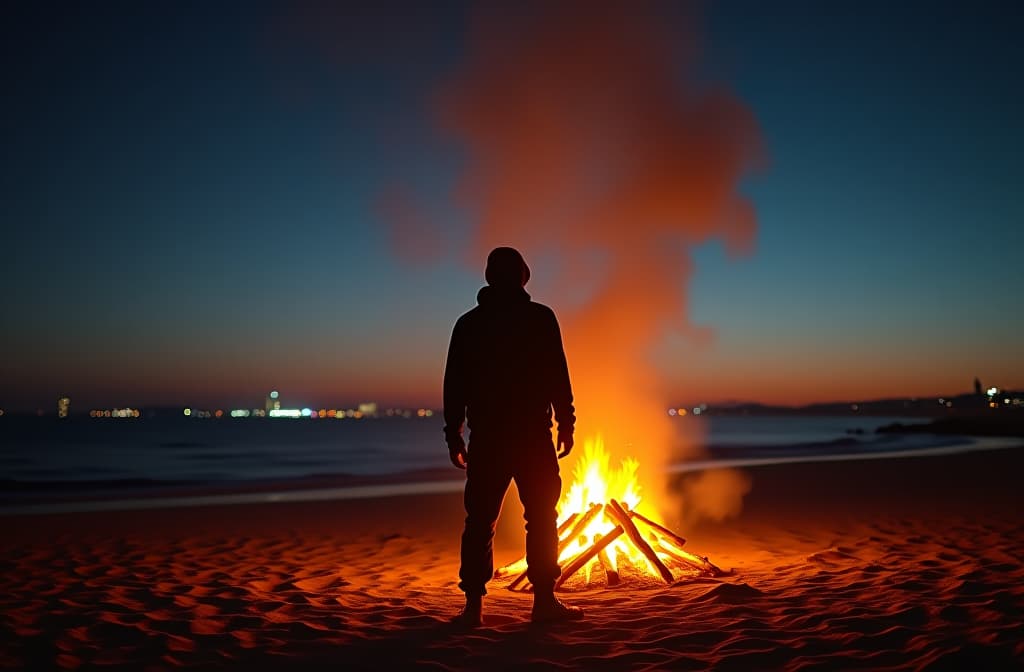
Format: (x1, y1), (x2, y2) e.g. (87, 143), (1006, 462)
(443, 318), (468, 468)
(548, 311), (576, 458)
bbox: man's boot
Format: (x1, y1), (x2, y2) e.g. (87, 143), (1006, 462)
(531, 589), (584, 623)
(451, 594), (483, 627)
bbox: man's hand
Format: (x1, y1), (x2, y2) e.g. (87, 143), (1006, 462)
(557, 433), (574, 459)
(448, 436), (468, 470)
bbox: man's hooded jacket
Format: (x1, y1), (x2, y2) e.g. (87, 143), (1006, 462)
(443, 259), (575, 446)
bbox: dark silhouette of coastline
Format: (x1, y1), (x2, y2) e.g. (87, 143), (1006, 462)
(877, 416), (1024, 438)
(689, 390), (1023, 418)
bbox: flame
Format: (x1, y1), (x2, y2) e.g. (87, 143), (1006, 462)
(556, 437), (659, 583)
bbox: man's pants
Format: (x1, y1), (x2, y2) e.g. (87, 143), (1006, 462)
(458, 436), (562, 596)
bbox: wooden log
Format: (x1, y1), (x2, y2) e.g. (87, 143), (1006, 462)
(596, 541), (621, 587)
(554, 524), (624, 590)
(627, 509), (687, 549)
(607, 499), (674, 584)
(508, 566), (530, 591)
(557, 503), (603, 556)
(508, 506), (598, 591)
(557, 512), (580, 537)
(655, 539), (726, 577)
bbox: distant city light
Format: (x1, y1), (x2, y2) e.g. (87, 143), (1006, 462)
(270, 390), (279, 399)
(677, 408), (686, 416)
(987, 387), (999, 397)
(183, 408), (192, 416)
(301, 408), (312, 417)
(230, 409), (251, 418)
(214, 409), (224, 418)
(92, 407), (140, 419)
(692, 407), (701, 416)
(667, 408), (677, 416)
(269, 408), (302, 418)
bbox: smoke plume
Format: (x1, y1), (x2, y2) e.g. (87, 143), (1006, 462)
(436, 1), (762, 523)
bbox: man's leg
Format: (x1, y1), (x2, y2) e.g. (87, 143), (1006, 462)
(457, 453), (511, 623)
(516, 443), (562, 592)
(516, 441), (583, 621)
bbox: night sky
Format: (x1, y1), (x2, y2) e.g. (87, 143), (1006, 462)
(3, 1), (1022, 412)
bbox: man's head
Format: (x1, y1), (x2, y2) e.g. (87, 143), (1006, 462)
(485, 247), (531, 288)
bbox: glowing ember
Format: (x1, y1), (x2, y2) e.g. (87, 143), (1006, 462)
(497, 437), (723, 590)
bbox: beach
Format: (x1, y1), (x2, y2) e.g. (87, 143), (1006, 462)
(2, 445), (1023, 670)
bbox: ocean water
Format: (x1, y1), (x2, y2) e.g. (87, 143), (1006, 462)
(1, 414), (947, 492)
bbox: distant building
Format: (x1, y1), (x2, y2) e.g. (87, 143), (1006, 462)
(974, 377), (982, 396)
(57, 395), (70, 418)
(265, 390), (281, 413)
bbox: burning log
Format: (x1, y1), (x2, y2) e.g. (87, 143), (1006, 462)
(557, 503), (603, 555)
(555, 522), (624, 590)
(607, 499), (674, 584)
(507, 566), (530, 591)
(556, 512), (579, 537)
(629, 509), (687, 548)
(654, 538), (726, 577)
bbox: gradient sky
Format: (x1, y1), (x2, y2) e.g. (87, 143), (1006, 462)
(2, 1), (1022, 411)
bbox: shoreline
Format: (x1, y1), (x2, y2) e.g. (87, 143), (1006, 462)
(1, 434), (1019, 517)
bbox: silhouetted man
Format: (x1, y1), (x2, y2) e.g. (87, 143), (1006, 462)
(444, 247), (583, 626)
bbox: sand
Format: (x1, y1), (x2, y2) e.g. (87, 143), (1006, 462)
(2, 446), (1023, 670)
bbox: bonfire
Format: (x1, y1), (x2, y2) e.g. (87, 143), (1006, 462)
(496, 437), (723, 591)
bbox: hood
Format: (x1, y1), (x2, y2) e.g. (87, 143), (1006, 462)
(477, 285), (531, 306)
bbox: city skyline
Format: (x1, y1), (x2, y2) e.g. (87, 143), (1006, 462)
(8, 379), (1022, 418)
(3, 2), (1022, 412)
